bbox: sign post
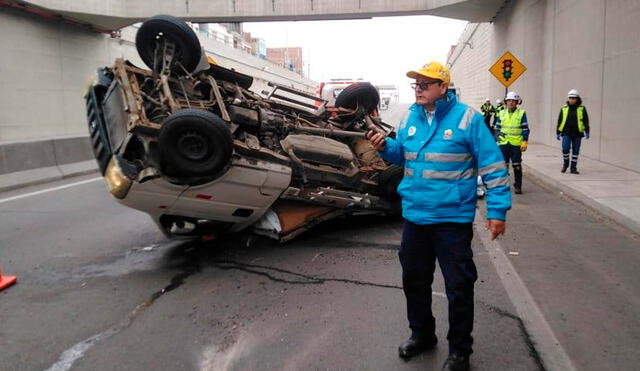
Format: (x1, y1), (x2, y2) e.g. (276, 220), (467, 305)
(489, 51), (527, 96)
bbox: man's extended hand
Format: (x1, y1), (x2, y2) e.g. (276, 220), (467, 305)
(366, 130), (386, 151)
(485, 219), (506, 240)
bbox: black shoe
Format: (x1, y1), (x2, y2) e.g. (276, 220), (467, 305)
(561, 166), (568, 173)
(514, 186), (522, 194)
(570, 168), (580, 174)
(398, 335), (437, 359)
(442, 353), (470, 371)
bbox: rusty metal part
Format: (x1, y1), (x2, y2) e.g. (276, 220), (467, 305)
(161, 40), (175, 75)
(175, 98), (214, 109)
(281, 186), (393, 212)
(351, 138), (387, 168)
(207, 75), (231, 122)
(178, 79), (191, 108)
(284, 147), (308, 184)
(297, 116), (322, 128)
(364, 114), (385, 136)
(113, 59), (160, 132)
(291, 125), (367, 138)
(160, 74), (179, 113)
(139, 91), (162, 106)
(271, 200), (334, 235)
(122, 63), (153, 77)
(280, 208), (347, 242)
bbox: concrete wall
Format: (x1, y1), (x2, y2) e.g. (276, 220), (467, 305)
(447, 23), (494, 109)
(448, 0), (640, 173)
(19, 0), (505, 29)
(0, 8), (316, 145)
(0, 136), (93, 175)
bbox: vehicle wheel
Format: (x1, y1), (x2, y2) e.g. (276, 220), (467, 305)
(136, 15), (202, 74)
(158, 109), (233, 176)
(378, 165), (404, 198)
(334, 82), (380, 113)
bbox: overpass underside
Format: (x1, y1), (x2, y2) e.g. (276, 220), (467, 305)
(6, 0), (506, 31)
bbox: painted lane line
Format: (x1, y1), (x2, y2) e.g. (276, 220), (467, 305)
(0, 177), (102, 205)
(475, 213), (576, 371)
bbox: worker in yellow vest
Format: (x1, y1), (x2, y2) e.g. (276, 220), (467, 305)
(480, 98), (495, 133)
(493, 98), (504, 128)
(494, 92), (530, 194)
(556, 89), (590, 174)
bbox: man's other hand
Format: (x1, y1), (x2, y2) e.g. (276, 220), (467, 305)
(366, 130), (386, 151)
(485, 219), (506, 240)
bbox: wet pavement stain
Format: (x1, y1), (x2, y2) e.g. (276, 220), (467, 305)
(478, 299), (546, 371)
(212, 259), (402, 289)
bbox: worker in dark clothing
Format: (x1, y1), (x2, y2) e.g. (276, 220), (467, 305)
(494, 91), (530, 194)
(480, 98), (495, 133)
(557, 89), (590, 174)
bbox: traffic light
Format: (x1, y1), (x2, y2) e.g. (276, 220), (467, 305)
(502, 59), (513, 80)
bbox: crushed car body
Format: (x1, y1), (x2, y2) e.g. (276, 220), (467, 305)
(85, 15), (402, 242)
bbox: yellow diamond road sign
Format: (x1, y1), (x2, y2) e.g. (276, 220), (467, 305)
(489, 51), (527, 88)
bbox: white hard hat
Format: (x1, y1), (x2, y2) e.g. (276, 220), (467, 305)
(505, 91), (520, 101)
(495, 99), (502, 104)
(485, 98), (491, 102)
(567, 89), (580, 98)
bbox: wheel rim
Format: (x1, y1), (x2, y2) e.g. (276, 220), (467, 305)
(177, 131), (209, 161)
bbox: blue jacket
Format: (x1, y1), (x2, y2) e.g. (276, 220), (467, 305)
(380, 92), (511, 224)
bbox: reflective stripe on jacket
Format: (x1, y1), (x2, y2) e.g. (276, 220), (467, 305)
(380, 92), (511, 224)
(559, 105), (585, 133)
(498, 108), (526, 145)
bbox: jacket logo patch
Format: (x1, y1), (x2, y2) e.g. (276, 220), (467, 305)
(408, 126), (417, 136)
(443, 129), (453, 140)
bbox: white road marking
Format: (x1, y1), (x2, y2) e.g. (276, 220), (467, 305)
(44, 327), (119, 371)
(0, 177), (101, 205)
(475, 213), (576, 371)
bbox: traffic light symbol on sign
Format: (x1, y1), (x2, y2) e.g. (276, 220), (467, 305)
(490, 51), (526, 87)
(502, 59), (513, 80)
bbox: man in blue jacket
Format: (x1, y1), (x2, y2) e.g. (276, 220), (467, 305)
(367, 62), (511, 371)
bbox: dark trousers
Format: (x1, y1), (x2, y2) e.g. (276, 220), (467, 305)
(500, 144), (522, 188)
(399, 221), (477, 356)
(483, 116), (494, 136)
(561, 135), (582, 170)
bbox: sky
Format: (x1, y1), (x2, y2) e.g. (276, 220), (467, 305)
(243, 15), (468, 102)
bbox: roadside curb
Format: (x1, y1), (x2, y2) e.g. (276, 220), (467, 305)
(523, 164), (640, 235)
(0, 160), (99, 193)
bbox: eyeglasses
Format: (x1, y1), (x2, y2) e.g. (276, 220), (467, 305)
(410, 81), (441, 90)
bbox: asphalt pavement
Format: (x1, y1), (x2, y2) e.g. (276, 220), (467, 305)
(1, 103), (639, 371)
(0, 176), (539, 371)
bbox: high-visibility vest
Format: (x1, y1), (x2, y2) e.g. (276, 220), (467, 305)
(558, 105), (585, 133)
(498, 108), (525, 146)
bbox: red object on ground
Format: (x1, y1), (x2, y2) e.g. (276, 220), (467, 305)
(0, 264), (17, 291)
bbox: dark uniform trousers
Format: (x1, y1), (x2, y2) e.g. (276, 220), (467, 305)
(500, 144), (523, 188)
(399, 221), (477, 356)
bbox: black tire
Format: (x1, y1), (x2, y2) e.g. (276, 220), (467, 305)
(136, 15), (202, 74)
(334, 82), (380, 113)
(378, 165), (404, 198)
(158, 109), (233, 177)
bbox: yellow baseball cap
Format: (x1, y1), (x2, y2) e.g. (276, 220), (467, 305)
(406, 61), (451, 84)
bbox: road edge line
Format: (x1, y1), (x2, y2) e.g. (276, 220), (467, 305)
(475, 213), (576, 371)
(0, 177), (102, 205)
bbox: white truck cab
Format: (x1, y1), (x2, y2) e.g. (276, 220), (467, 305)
(317, 78), (368, 107)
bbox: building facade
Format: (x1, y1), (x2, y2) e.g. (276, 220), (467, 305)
(447, 0), (640, 172)
(267, 47), (304, 75)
